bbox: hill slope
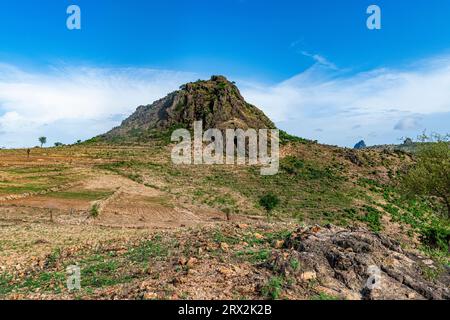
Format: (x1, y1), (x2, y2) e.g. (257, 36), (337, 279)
(0, 142), (448, 300)
(0, 76), (448, 300)
(101, 75), (275, 142)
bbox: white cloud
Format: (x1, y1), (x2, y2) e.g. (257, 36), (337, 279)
(0, 64), (198, 147)
(300, 51), (337, 70)
(394, 117), (422, 131)
(1, 55), (450, 148)
(240, 55), (450, 146)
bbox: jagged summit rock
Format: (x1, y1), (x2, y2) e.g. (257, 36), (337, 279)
(403, 138), (414, 146)
(354, 140), (367, 149)
(100, 75), (276, 142)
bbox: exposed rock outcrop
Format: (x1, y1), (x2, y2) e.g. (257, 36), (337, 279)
(101, 75), (275, 142)
(266, 225), (450, 300)
(354, 140), (367, 150)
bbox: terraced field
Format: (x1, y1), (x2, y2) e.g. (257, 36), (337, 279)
(0, 142), (448, 300)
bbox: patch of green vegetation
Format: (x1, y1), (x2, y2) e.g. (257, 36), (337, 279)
(310, 292), (340, 300)
(147, 124), (189, 145)
(383, 190), (450, 253)
(419, 223), (450, 252)
(20, 271), (66, 292)
(96, 160), (139, 171)
(97, 160), (171, 184)
(420, 264), (444, 282)
(235, 249), (270, 263)
(96, 145), (354, 221)
(0, 184), (47, 194)
(141, 195), (173, 207)
(289, 258), (300, 272)
(279, 130), (309, 145)
(5, 166), (67, 175)
(261, 276), (284, 300)
(259, 193), (280, 219)
(126, 172), (143, 183)
(8, 236), (176, 295)
(89, 203), (100, 218)
(48, 190), (114, 201)
(399, 137), (450, 219)
(0, 273), (14, 295)
(204, 193), (237, 211)
(264, 229), (292, 243)
(357, 178), (383, 193)
(281, 156), (339, 180)
(46, 248), (62, 269)
(359, 206), (383, 233)
(217, 82), (227, 90)
(81, 260), (125, 288)
(0, 269), (68, 295)
(126, 235), (170, 265)
(213, 230), (240, 245)
(280, 156), (305, 175)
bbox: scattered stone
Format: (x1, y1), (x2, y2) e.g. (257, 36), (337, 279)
(186, 257), (198, 268)
(344, 292), (361, 300)
(187, 269), (197, 275)
(422, 259), (434, 266)
(299, 271), (317, 281)
(274, 240), (285, 249)
(254, 233), (264, 240)
(219, 267), (233, 277)
(206, 243), (216, 251)
(220, 242), (230, 252)
(143, 292), (158, 300)
(407, 292), (416, 299)
(178, 257), (187, 266)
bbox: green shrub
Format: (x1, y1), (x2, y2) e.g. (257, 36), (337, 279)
(259, 193), (280, 216)
(360, 206), (383, 232)
(399, 137), (450, 218)
(90, 203), (100, 218)
(281, 156), (305, 175)
(311, 292), (340, 300)
(261, 276), (284, 300)
(419, 224), (450, 252)
(279, 130), (309, 145)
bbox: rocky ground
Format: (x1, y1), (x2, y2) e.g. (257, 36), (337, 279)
(0, 143), (449, 300)
(1, 221), (448, 300)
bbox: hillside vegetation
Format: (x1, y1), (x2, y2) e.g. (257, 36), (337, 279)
(0, 76), (448, 300)
(0, 139), (448, 299)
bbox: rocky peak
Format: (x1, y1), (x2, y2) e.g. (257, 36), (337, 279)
(101, 75), (275, 142)
(354, 140), (367, 150)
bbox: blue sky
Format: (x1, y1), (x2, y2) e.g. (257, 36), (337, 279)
(0, 0), (449, 147)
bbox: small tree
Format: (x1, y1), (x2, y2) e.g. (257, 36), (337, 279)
(400, 134), (450, 218)
(54, 142), (64, 147)
(259, 193), (280, 220)
(38, 136), (47, 148)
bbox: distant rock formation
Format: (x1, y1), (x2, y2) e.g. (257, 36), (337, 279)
(403, 138), (414, 145)
(354, 140), (367, 149)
